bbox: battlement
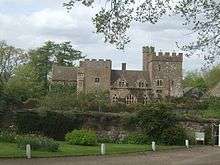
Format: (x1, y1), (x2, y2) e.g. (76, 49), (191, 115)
(143, 46), (183, 62)
(80, 59), (112, 69)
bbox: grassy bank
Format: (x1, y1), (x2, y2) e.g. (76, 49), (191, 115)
(0, 142), (184, 158)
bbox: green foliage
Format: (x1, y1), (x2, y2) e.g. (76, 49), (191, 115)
(65, 130), (97, 146)
(5, 64), (44, 101)
(16, 110), (83, 140)
(130, 103), (177, 142)
(40, 93), (77, 111)
(202, 97), (220, 118)
(49, 83), (76, 95)
(123, 133), (150, 144)
(160, 125), (188, 145)
(204, 126), (213, 145)
(29, 41), (83, 93)
(16, 134), (59, 152)
(0, 41), (27, 83)
(183, 71), (207, 91)
(0, 130), (16, 143)
(204, 65), (220, 89)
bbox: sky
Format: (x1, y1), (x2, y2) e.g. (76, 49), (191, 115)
(0, 0), (205, 73)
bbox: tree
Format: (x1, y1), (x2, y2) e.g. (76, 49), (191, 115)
(0, 41), (27, 85)
(204, 65), (220, 88)
(135, 103), (177, 141)
(183, 71), (207, 91)
(29, 41), (83, 93)
(5, 64), (44, 101)
(64, 0), (220, 63)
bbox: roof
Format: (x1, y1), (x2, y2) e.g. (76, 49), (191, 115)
(51, 65), (77, 82)
(209, 81), (220, 97)
(111, 70), (150, 87)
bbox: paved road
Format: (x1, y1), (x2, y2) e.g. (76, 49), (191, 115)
(1, 146), (220, 165)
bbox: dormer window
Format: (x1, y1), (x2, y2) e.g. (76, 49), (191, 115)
(118, 80), (127, 87)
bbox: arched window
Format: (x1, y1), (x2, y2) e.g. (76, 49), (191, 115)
(143, 94), (148, 104)
(112, 94), (118, 103)
(126, 94), (137, 104)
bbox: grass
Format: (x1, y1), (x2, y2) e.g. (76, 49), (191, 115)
(0, 142), (184, 158)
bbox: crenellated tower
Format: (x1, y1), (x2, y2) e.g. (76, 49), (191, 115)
(143, 46), (183, 98)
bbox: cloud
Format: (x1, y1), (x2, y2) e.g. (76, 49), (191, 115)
(0, 0), (203, 71)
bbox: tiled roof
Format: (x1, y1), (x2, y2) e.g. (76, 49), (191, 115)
(51, 65), (77, 82)
(111, 70), (150, 87)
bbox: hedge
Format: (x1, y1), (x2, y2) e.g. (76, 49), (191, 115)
(16, 111), (83, 140)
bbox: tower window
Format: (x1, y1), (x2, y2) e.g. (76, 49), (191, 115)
(156, 79), (163, 87)
(95, 77), (100, 83)
(158, 65), (161, 71)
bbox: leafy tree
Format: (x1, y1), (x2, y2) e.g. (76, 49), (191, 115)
(204, 65), (220, 89)
(183, 71), (207, 91)
(64, 0), (220, 63)
(29, 41), (83, 93)
(5, 64), (44, 101)
(135, 103), (177, 141)
(0, 41), (27, 85)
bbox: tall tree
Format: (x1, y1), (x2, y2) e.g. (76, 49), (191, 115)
(0, 41), (27, 85)
(29, 41), (83, 93)
(64, 0), (220, 64)
(5, 64), (44, 101)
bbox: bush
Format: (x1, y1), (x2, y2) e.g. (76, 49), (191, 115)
(123, 133), (150, 144)
(16, 110), (83, 140)
(160, 125), (188, 145)
(65, 130), (97, 146)
(0, 130), (16, 143)
(16, 134), (59, 152)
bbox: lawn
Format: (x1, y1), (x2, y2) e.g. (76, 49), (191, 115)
(0, 142), (184, 158)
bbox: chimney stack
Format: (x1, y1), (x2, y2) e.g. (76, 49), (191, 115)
(122, 63), (126, 70)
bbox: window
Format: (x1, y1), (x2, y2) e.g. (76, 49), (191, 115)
(171, 80), (174, 86)
(118, 80), (127, 87)
(156, 79), (163, 87)
(138, 81), (148, 88)
(95, 77), (100, 83)
(126, 94), (137, 104)
(112, 94), (118, 103)
(158, 65), (161, 71)
(143, 94), (148, 104)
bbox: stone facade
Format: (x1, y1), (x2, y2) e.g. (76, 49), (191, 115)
(51, 46), (183, 104)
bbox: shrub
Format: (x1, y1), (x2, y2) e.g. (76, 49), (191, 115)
(16, 110), (83, 140)
(123, 133), (150, 144)
(0, 130), (16, 143)
(134, 103), (177, 141)
(65, 130), (97, 146)
(16, 134), (59, 152)
(160, 125), (188, 145)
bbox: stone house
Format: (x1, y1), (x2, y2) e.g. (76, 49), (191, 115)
(51, 46), (183, 104)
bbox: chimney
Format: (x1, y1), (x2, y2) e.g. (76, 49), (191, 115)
(122, 63), (126, 70)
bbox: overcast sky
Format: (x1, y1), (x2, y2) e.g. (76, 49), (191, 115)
(0, 0), (205, 73)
